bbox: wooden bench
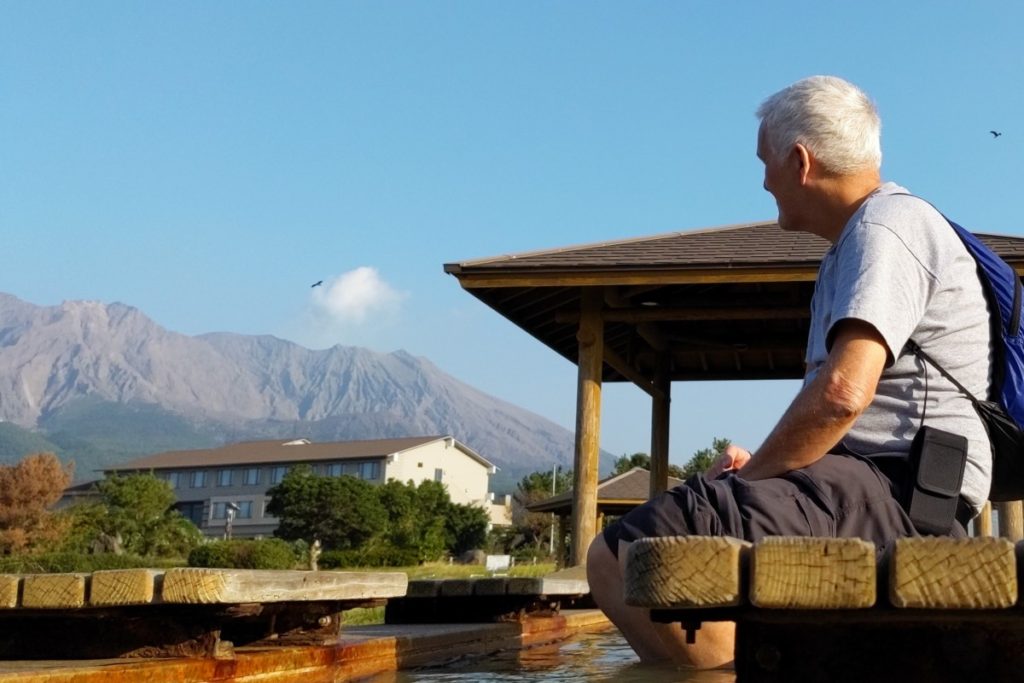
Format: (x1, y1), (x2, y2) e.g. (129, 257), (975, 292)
(385, 565), (591, 624)
(0, 568), (407, 659)
(625, 535), (1022, 682)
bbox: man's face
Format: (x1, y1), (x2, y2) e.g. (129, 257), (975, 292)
(757, 126), (801, 232)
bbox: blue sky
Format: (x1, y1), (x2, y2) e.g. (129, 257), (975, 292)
(2, 2), (1021, 468)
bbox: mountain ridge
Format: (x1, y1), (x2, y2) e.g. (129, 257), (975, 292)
(0, 293), (609, 488)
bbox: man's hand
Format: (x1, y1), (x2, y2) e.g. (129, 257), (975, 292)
(706, 445), (753, 479)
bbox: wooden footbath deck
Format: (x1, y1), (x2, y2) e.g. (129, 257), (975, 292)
(0, 565), (601, 682)
(625, 535), (1024, 682)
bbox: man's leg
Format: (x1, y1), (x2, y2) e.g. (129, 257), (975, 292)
(585, 533), (735, 668)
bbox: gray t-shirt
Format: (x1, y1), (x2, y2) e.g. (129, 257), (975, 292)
(805, 182), (993, 509)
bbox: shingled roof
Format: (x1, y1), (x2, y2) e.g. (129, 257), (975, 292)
(527, 468), (685, 516)
(444, 222), (1024, 383)
(108, 436), (495, 471)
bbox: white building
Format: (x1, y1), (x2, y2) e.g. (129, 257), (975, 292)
(107, 435), (503, 538)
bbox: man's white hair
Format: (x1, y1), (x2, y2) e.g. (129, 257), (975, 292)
(756, 75), (882, 175)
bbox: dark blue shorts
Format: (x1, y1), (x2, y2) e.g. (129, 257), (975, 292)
(602, 453), (921, 558)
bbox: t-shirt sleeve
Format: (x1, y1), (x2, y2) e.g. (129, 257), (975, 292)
(827, 221), (938, 365)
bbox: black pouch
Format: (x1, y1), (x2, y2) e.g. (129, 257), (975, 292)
(906, 426), (968, 535)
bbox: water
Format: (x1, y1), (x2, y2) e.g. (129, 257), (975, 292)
(370, 628), (736, 683)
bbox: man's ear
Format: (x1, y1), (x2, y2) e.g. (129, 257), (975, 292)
(794, 143), (813, 185)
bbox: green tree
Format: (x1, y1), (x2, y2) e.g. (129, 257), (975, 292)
(611, 452), (687, 480)
(511, 467), (572, 555)
(445, 503), (490, 556)
(680, 437), (732, 479)
(100, 473), (201, 557)
(266, 465), (386, 550)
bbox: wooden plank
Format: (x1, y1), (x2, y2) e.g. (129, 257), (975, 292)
(889, 536), (1016, 609)
(438, 580), (474, 597)
(90, 569), (162, 606)
(624, 536), (749, 609)
(750, 537), (875, 609)
(406, 579), (443, 598)
(21, 573), (88, 609)
(472, 577), (509, 596)
(161, 569), (407, 604)
(0, 576), (19, 609)
(508, 565), (589, 597)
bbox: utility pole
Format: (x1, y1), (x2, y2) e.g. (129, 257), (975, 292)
(549, 464), (557, 556)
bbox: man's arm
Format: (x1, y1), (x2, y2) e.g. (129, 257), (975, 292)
(738, 319), (889, 481)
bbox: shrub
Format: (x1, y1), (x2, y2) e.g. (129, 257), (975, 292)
(0, 552), (151, 573)
(318, 545), (420, 569)
(188, 539), (297, 569)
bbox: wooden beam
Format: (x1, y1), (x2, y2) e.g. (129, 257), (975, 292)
(624, 536), (750, 609)
(603, 345), (660, 398)
(556, 306), (810, 324)
(636, 322), (669, 352)
(21, 573), (88, 609)
(162, 569), (408, 604)
(570, 288), (603, 566)
(750, 537), (876, 609)
(889, 537), (1016, 609)
(556, 514), (568, 569)
(996, 500), (1024, 541)
(977, 501), (993, 537)
(0, 575), (19, 609)
(90, 569), (162, 606)
(454, 268), (821, 289)
(649, 351), (671, 497)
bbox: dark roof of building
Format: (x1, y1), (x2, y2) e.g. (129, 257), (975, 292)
(108, 436), (495, 472)
(527, 467), (685, 514)
(446, 221), (1024, 274)
(444, 222), (1024, 383)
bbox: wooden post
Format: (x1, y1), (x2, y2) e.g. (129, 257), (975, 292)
(976, 501), (993, 537)
(649, 351), (671, 498)
(556, 515), (568, 569)
(995, 500), (1024, 541)
(571, 288), (603, 566)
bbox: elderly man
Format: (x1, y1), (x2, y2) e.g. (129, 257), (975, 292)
(586, 75), (993, 668)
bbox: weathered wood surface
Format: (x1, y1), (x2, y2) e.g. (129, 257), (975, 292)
(624, 536), (749, 608)
(21, 573), (88, 609)
(507, 565), (589, 597)
(631, 534), (1024, 615)
(162, 569), (407, 604)
(0, 577), (18, 610)
(996, 500), (1024, 541)
(889, 536), (1016, 609)
(90, 569), (162, 606)
(751, 537), (875, 609)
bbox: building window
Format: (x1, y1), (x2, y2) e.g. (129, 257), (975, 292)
(217, 469), (232, 487)
(166, 472), (182, 489)
(243, 468), (260, 486)
(190, 471), (207, 488)
(360, 462), (381, 480)
(434, 468), (443, 483)
(327, 463), (343, 477)
(211, 502), (227, 520)
(176, 502), (205, 527)
(237, 501), (253, 519)
(271, 466), (288, 484)
(343, 462), (359, 476)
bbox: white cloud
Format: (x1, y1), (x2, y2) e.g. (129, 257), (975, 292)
(311, 267), (406, 325)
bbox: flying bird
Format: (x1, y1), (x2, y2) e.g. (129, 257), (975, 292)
(311, 280), (323, 288)
(990, 130), (1003, 138)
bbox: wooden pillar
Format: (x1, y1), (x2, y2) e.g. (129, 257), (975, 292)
(976, 501), (993, 537)
(995, 500), (1024, 541)
(571, 288), (603, 566)
(649, 351), (671, 498)
(556, 515), (568, 569)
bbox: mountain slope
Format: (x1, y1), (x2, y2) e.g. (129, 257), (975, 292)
(0, 294), (609, 486)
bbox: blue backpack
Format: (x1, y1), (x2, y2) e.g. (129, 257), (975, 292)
(908, 215), (1024, 501)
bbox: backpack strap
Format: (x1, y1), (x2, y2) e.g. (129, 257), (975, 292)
(905, 339), (981, 406)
